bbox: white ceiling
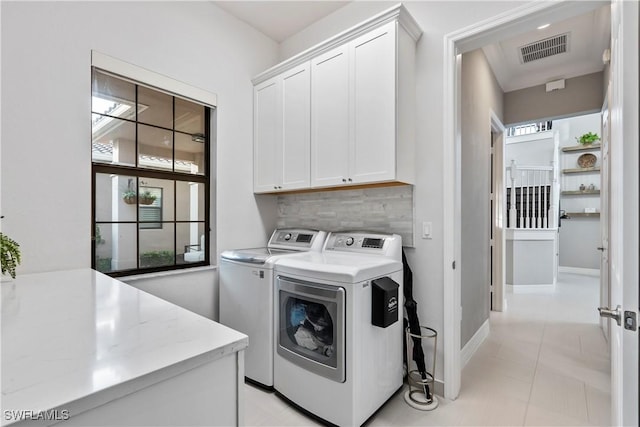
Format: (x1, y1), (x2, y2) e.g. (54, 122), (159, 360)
(482, 4), (611, 92)
(214, 1), (350, 42)
(214, 1), (611, 93)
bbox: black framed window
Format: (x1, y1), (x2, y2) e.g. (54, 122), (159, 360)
(91, 68), (211, 276)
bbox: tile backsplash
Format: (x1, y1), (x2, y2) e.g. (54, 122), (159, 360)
(277, 185), (414, 247)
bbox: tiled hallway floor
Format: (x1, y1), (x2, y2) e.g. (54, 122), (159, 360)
(245, 272), (611, 426)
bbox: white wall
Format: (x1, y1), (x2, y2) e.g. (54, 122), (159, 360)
(555, 113), (602, 270)
(277, 0), (526, 382)
(0, 2), (280, 319)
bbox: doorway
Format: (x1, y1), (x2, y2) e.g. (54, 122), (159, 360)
(444, 2), (638, 425)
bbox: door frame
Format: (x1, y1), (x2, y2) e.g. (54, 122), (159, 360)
(490, 111), (505, 312)
(442, 0), (615, 400)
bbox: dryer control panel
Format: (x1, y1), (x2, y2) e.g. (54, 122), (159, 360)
(268, 229), (327, 251)
(324, 232), (401, 258)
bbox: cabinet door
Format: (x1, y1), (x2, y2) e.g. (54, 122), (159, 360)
(254, 78), (281, 193)
(351, 21), (396, 183)
(281, 63), (311, 190)
(311, 45), (350, 187)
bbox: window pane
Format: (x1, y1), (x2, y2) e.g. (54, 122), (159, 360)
(92, 70), (136, 121)
(175, 132), (205, 175)
(95, 174), (137, 222)
(138, 124), (173, 171)
(175, 98), (205, 135)
(177, 223), (205, 264)
(139, 223), (175, 268)
(92, 116), (136, 166)
(138, 86), (172, 129)
(176, 181), (204, 221)
(95, 223), (137, 272)
(139, 178), (174, 221)
(139, 186), (163, 229)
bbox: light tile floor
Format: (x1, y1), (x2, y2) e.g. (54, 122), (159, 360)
(245, 272), (611, 426)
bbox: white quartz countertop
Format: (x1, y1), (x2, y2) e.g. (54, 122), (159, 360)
(1, 268), (247, 425)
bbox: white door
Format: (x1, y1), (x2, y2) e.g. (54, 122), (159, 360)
(350, 21), (396, 184)
(311, 45), (350, 187)
(602, 1), (639, 425)
(281, 62), (311, 191)
(254, 78), (281, 192)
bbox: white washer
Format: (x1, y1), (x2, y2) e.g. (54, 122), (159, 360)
(219, 229), (327, 388)
(273, 232), (403, 426)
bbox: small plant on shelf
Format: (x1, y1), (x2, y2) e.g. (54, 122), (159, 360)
(575, 132), (600, 146)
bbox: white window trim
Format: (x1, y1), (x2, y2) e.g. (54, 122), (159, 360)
(91, 50), (217, 108)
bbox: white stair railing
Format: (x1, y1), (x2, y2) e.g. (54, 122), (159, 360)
(507, 161), (555, 229)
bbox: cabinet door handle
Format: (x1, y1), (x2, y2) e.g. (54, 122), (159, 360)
(348, 178), (352, 182)
(342, 178), (347, 183)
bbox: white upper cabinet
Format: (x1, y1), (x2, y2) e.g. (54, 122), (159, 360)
(253, 79), (280, 193)
(253, 4), (421, 193)
(311, 45), (350, 187)
(254, 62), (311, 193)
(350, 22), (397, 184)
(281, 64), (311, 190)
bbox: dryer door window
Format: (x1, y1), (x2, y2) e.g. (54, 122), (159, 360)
(276, 276), (345, 383)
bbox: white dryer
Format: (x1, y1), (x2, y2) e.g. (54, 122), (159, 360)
(273, 232), (403, 426)
(219, 229), (326, 388)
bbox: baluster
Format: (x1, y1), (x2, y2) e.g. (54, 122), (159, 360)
(525, 171), (530, 228)
(509, 161), (517, 228)
(543, 170), (548, 228)
(538, 170), (542, 228)
(520, 171), (524, 228)
(533, 170), (537, 228)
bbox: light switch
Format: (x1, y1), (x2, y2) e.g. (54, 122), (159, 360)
(422, 222), (432, 239)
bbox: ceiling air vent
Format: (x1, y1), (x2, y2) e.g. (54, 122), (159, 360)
(519, 33), (569, 64)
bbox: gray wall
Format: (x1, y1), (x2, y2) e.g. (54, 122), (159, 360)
(277, 185), (414, 246)
(505, 133), (555, 167)
(506, 239), (555, 285)
(460, 49), (504, 348)
(504, 72), (604, 125)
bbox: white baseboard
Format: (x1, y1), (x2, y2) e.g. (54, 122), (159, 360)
(506, 284), (556, 293)
(461, 319), (490, 368)
(558, 266), (600, 277)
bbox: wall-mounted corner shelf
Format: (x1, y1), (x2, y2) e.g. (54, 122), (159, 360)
(561, 144), (601, 153)
(565, 212), (600, 218)
(561, 190), (600, 196)
(562, 166), (601, 174)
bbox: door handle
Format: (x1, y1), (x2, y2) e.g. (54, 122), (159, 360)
(597, 247), (605, 251)
(598, 305), (622, 326)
